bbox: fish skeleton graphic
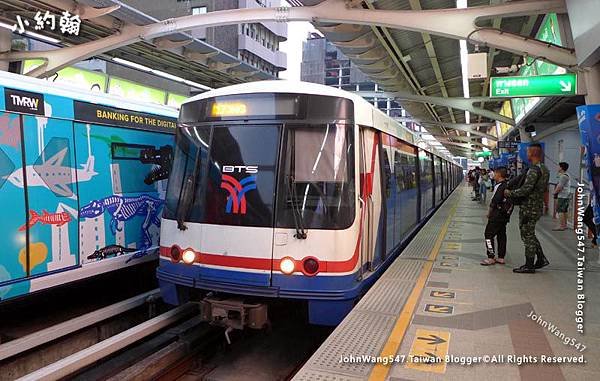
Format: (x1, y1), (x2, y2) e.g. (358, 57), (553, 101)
(19, 209), (72, 231)
(5, 147), (97, 198)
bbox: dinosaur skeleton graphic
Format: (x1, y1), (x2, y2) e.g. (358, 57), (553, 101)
(79, 194), (163, 262)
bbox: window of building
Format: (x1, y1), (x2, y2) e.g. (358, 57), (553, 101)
(192, 6), (207, 15)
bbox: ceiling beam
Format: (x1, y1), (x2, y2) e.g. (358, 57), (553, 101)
(360, 91), (513, 125)
(408, 0), (456, 124)
(477, 0), (504, 123)
(432, 135), (492, 149)
(2, 0), (575, 80)
(391, 117), (497, 140)
(362, 0), (444, 125)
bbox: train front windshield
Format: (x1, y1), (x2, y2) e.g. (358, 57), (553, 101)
(163, 94), (355, 230)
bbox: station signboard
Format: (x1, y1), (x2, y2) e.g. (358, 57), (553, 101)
(490, 73), (577, 98)
(497, 140), (519, 149)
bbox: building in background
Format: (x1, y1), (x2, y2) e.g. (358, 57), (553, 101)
(301, 33), (403, 117)
(124, 0), (287, 77)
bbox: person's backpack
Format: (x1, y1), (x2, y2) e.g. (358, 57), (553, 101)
(490, 182), (514, 220)
(506, 165), (542, 205)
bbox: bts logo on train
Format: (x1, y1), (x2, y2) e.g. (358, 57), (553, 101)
(222, 165), (258, 174)
(220, 165), (258, 215)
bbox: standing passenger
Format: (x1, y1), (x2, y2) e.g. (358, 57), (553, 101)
(472, 167), (481, 201)
(504, 143), (550, 273)
(553, 162), (571, 231)
(481, 167), (512, 265)
(479, 169), (492, 204)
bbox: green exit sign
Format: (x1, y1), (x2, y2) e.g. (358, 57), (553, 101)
(490, 73), (577, 98)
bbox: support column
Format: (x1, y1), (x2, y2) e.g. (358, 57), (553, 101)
(584, 64), (600, 105)
(0, 30), (11, 72)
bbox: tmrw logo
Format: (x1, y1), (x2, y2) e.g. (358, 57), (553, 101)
(10, 94), (39, 110)
(5, 88), (45, 115)
(220, 174), (257, 214)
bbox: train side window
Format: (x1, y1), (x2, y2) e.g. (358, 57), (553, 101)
(111, 142), (172, 193)
(276, 124), (355, 230)
(381, 146), (392, 198)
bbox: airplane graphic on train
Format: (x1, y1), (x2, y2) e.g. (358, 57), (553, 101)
(6, 148), (97, 198)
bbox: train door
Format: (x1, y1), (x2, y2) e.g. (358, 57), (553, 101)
(358, 127), (384, 270)
(21, 115), (79, 277)
(380, 135), (395, 257)
(0, 111), (28, 297)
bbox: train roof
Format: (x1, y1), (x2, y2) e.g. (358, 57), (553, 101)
(185, 80), (369, 107)
(0, 70), (178, 118)
(185, 80), (455, 163)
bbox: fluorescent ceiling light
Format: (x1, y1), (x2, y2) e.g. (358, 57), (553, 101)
(113, 57), (213, 91)
(457, 0), (470, 125)
(152, 69), (186, 83)
(0, 21), (61, 44)
(113, 57), (151, 72)
(183, 79), (212, 91)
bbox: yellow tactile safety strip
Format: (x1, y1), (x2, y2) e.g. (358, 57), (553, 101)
(368, 191), (461, 380)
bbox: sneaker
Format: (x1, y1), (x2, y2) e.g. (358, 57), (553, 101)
(496, 258), (505, 264)
(481, 258), (496, 266)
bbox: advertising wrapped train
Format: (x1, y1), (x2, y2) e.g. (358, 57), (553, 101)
(0, 71), (177, 302)
(157, 81), (463, 326)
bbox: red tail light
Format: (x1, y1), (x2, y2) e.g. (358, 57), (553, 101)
(170, 246), (181, 262)
(302, 257), (319, 276)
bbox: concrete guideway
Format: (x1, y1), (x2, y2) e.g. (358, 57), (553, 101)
(0, 0), (577, 80)
(294, 185), (600, 380)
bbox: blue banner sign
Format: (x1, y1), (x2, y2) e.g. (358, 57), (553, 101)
(577, 104), (600, 223)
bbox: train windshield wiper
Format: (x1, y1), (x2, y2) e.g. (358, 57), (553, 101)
(286, 175), (307, 239)
(176, 154), (201, 231)
(176, 174), (195, 230)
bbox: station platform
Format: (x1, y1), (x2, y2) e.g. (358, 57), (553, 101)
(294, 184), (600, 381)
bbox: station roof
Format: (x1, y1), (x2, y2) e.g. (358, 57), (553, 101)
(292, 0), (585, 156)
(0, 0), (273, 89)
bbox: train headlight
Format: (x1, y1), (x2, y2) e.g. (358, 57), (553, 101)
(182, 249), (196, 265)
(280, 257), (295, 275)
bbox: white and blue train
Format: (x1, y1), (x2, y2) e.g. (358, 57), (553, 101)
(0, 71), (177, 302)
(157, 81), (462, 326)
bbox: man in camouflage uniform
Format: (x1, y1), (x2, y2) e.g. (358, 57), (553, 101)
(504, 143), (550, 273)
